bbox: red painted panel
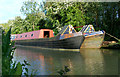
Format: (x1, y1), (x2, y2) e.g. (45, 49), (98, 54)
(50, 30), (54, 37)
(41, 29), (54, 38)
(14, 30), (41, 40)
(13, 29), (54, 40)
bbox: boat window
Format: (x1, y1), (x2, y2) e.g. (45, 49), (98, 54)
(20, 35), (22, 38)
(31, 34), (33, 37)
(16, 36), (17, 38)
(25, 35), (27, 37)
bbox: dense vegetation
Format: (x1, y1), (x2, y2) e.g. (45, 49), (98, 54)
(1, 1), (120, 40)
(0, 28), (2, 76)
(2, 28), (30, 76)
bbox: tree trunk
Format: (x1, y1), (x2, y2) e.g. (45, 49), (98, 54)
(95, 11), (98, 27)
(33, 22), (35, 31)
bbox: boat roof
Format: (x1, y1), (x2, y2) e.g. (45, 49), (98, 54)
(80, 25), (95, 33)
(57, 25), (77, 35)
(11, 29), (53, 35)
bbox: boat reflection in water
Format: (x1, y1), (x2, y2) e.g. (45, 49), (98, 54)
(14, 46), (83, 75)
(13, 46), (118, 75)
(80, 49), (104, 75)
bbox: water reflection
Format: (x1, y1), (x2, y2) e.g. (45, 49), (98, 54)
(80, 49), (104, 75)
(13, 46), (118, 75)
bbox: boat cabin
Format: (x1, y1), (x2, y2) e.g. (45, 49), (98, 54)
(11, 29), (54, 41)
(80, 25), (95, 33)
(57, 25), (77, 36)
(57, 25), (82, 39)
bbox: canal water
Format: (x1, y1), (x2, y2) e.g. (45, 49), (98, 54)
(13, 46), (119, 75)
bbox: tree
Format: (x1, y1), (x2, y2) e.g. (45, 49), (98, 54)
(20, 0), (45, 31)
(45, 2), (88, 32)
(11, 16), (25, 34)
(0, 20), (14, 33)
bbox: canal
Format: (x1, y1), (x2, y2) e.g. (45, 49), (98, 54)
(13, 46), (119, 75)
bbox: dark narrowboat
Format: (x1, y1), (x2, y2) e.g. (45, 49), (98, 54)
(11, 25), (85, 49)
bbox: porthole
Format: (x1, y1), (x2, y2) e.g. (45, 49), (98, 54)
(16, 36), (18, 38)
(20, 35), (22, 38)
(31, 34), (33, 37)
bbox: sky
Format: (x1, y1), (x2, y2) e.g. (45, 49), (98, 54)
(0, 0), (119, 24)
(0, 0), (29, 24)
(0, 0), (44, 24)
(0, 0), (45, 24)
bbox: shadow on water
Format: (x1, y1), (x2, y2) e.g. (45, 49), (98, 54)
(13, 46), (119, 75)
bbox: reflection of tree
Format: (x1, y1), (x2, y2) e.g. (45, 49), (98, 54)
(101, 49), (119, 75)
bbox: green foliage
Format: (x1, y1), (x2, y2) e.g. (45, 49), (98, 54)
(20, 1), (45, 31)
(0, 20), (13, 32)
(57, 66), (70, 76)
(84, 2), (120, 40)
(60, 4), (86, 31)
(45, 2), (88, 32)
(20, 1), (45, 16)
(11, 16), (25, 34)
(1, 2), (120, 40)
(14, 62), (22, 75)
(2, 28), (30, 76)
(118, 40), (120, 44)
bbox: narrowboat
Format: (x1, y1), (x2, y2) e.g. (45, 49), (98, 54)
(79, 25), (105, 48)
(11, 25), (85, 49)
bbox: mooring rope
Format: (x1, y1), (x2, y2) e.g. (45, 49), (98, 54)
(105, 32), (120, 41)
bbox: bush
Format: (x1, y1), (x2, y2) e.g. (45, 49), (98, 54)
(2, 28), (30, 76)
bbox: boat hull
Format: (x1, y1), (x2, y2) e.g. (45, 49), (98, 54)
(15, 35), (85, 49)
(80, 33), (105, 48)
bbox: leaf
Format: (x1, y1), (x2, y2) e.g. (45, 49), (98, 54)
(21, 64), (25, 66)
(25, 68), (28, 73)
(24, 73), (28, 76)
(64, 66), (70, 72)
(24, 60), (31, 66)
(24, 60), (27, 65)
(57, 69), (64, 76)
(14, 62), (22, 75)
